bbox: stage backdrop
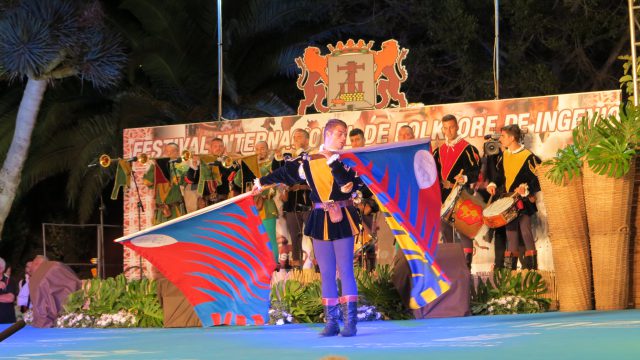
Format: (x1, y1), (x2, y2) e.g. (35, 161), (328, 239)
(121, 90), (620, 275)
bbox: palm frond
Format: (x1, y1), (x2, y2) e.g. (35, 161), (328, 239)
(0, 10), (61, 78)
(21, 0), (79, 48)
(77, 29), (127, 88)
(246, 92), (294, 117)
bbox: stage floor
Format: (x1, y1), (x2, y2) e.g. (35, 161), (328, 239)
(2, 310), (639, 359)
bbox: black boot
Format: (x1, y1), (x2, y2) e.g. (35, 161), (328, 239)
(503, 252), (518, 270)
(464, 249), (473, 270)
(320, 299), (340, 337)
(340, 295), (358, 337)
(524, 251), (538, 270)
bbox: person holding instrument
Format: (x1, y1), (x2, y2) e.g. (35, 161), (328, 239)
(433, 114), (481, 269)
(143, 143), (188, 225)
(185, 138), (239, 208)
(487, 124), (541, 270)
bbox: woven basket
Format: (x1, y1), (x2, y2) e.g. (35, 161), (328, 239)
(536, 164), (592, 311)
(631, 159), (640, 308)
(582, 162), (635, 235)
(583, 161), (635, 310)
(590, 230), (631, 310)
(546, 239), (592, 311)
(537, 164), (590, 241)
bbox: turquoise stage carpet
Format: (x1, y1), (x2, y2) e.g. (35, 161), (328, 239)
(2, 310), (640, 359)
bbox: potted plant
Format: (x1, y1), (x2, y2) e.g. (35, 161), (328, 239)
(546, 103), (639, 310)
(538, 125), (592, 312)
(580, 104), (639, 310)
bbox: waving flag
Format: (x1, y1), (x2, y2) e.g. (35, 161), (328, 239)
(339, 138), (450, 309)
(110, 159), (131, 200)
(116, 193), (275, 327)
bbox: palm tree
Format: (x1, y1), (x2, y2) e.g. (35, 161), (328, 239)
(20, 87), (182, 222)
(0, 0), (126, 238)
(110, 0), (340, 120)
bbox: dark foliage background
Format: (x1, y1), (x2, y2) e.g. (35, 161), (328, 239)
(0, 0), (629, 276)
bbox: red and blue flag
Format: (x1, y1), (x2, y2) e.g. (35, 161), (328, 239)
(339, 138), (450, 309)
(116, 193), (275, 326)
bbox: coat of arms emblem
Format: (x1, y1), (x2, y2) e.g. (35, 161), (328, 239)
(295, 39), (409, 115)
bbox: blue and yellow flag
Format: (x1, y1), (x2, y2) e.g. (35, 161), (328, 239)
(340, 139), (450, 309)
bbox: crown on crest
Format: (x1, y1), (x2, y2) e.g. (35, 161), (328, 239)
(327, 39), (374, 55)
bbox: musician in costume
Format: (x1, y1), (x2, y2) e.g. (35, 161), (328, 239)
(476, 147), (509, 269)
(233, 141), (279, 264)
(185, 138), (238, 208)
(397, 124), (415, 141)
(487, 125), (541, 270)
(272, 129), (313, 268)
(349, 128), (380, 271)
(253, 119), (362, 337)
(143, 143), (188, 225)
(433, 114), (481, 269)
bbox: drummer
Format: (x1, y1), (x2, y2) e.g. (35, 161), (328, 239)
(486, 125), (541, 270)
(433, 114), (481, 269)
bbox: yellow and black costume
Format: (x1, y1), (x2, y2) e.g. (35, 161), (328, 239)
(489, 146), (541, 269)
(258, 152), (362, 241)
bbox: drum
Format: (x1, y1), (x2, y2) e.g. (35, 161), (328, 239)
(441, 186), (462, 221)
(449, 190), (486, 239)
(482, 195), (520, 228)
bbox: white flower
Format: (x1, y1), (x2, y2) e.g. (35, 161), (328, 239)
(276, 319), (284, 326)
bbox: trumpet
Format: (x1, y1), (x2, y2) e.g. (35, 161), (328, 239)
(211, 154), (244, 168)
(92, 154), (125, 168)
(137, 153), (149, 164)
(136, 150), (191, 165)
(181, 150), (192, 162)
(99, 154), (114, 168)
(91, 154), (142, 168)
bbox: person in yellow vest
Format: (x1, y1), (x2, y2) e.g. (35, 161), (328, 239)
(143, 143), (188, 225)
(253, 119), (363, 337)
(487, 125), (541, 270)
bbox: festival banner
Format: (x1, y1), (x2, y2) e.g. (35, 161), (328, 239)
(121, 90), (621, 274)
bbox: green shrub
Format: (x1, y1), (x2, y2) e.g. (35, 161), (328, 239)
(470, 269), (551, 315)
(270, 279), (323, 323)
(355, 265), (412, 320)
(63, 274), (163, 328)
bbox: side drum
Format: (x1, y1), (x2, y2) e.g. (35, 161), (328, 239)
(441, 186), (462, 222)
(482, 195), (519, 228)
(450, 190), (486, 239)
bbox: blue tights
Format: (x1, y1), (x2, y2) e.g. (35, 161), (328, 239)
(313, 237), (357, 298)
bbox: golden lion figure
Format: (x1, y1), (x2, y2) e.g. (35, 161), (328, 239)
(374, 40), (409, 109)
(295, 47), (329, 115)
